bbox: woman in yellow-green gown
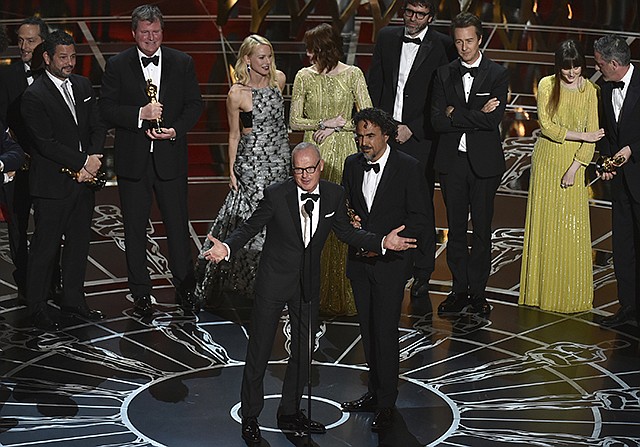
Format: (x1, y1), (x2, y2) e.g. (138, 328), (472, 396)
(519, 40), (604, 313)
(290, 23), (372, 315)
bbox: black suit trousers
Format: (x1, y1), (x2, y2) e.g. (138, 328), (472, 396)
(611, 170), (640, 315)
(350, 265), (406, 409)
(4, 169), (31, 290)
(118, 157), (194, 298)
(439, 151), (500, 295)
(27, 185), (93, 312)
(240, 290), (319, 419)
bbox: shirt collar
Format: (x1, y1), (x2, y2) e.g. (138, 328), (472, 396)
(620, 64), (634, 89)
(45, 70), (68, 89)
(404, 26), (428, 42)
(137, 48), (162, 63)
(461, 52), (483, 69)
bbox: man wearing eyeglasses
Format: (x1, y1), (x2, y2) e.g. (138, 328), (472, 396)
(368, 0), (455, 299)
(202, 142), (416, 444)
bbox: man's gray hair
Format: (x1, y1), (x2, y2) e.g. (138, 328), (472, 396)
(291, 142), (321, 161)
(131, 4), (164, 31)
(594, 34), (631, 66)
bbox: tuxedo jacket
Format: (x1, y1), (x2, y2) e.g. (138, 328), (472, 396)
(224, 178), (383, 302)
(0, 62), (36, 154)
(368, 26), (451, 160)
(0, 120), (25, 173)
(431, 56), (509, 178)
(598, 63), (640, 203)
(342, 149), (429, 281)
(21, 73), (106, 199)
(99, 46), (202, 180)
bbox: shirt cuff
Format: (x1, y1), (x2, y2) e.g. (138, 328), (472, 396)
(222, 242), (231, 261)
(380, 236), (387, 255)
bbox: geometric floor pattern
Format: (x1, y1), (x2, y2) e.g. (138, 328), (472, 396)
(0, 134), (639, 446)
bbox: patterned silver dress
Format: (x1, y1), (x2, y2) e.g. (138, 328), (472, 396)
(195, 86), (291, 303)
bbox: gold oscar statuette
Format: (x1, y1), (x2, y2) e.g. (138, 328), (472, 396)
(60, 167), (107, 191)
(145, 79), (163, 133)
(596, 154), (626, 173)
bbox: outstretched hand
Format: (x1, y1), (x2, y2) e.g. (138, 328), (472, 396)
(202, 234), (229, 263)
(382, 225), (417, 251)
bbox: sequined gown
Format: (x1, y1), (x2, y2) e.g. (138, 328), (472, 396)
(519, 76), (598, 313)
(290, 64), (372, 315)
(195, 86), (290, 303)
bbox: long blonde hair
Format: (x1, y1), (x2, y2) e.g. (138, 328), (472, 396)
(234, 34), (277, 87)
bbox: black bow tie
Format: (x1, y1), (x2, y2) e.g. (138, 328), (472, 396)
(610, 80), (625, 89)
(363, 162), (380, 173)
(25, 69), (33, 77)
(301, 192), (319, 201)
(402, 36), (422, 45)
(141, 55), (159, 67)
(461, 66), (478, 77)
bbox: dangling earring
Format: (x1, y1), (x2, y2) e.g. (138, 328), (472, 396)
(247, 64), (251, 74)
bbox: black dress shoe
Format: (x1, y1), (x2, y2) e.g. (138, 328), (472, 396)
(598, 306), (636, 327)
(61, 303), (105, 321)
(341, 392), (377, 412)
(410, 276), (430, 297)
(371, 407), (393, 432)
(468, 294), (492, 314)
(133, 295), (153, 317)
(177, 288), (200, 313)
(437, 291), (468, 314)
(32, 310), (61, 332)
(241, 417), (261, 445)
(277, 410), (326, 434)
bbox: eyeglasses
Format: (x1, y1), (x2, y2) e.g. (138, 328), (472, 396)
(402, 7), (430, 20)
(292, 159), (320, 175)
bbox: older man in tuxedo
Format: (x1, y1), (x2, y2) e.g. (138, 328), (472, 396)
(594, 35), (640, 327)
(430, 12), (509, 316)
(21, 30), (106, 331)
(340, 108), (429, 431)
(368, 0), (454, 297)
(0, 17), (48, 299)
(100, 4), (203, 316)
(203, 142), (416, 444)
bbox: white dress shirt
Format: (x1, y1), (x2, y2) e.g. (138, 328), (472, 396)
(298, 185), (320, 246)
(362, 145), (390, 211)
(613, 64), (634, 122)
(393, 26), (429, 122)
(457, 53), (483, 153)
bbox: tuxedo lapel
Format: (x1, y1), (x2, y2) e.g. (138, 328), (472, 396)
(451, 63), (465, 104)
(352, 154), (369, 217)
(407, 35), (434, 82)
(390, 30), (403, 98)
(601, 82), (618, 139)
(43, 75), (76, 125)
(619, 66), (640, 129)
(286, 181), (304, 246)
(128, 50), (149, 98)
(70, 76), (86, 131)
(469, 57), (490, 99)
(369, 150), (397, 214)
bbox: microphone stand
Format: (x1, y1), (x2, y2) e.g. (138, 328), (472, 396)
(302, 199), (315, 446)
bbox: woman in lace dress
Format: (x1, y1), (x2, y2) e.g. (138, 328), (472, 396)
(290, 23), (372, 315)
(195, 35), (290, 305)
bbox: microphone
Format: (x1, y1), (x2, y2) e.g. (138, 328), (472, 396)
(303, 199), (314, 217)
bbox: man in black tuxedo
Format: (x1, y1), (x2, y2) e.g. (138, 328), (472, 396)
(593, 35), (640, 327)
(368, 0), (454, 298)
(430, 12), (509, 316)
(0, 17), (48, 298)
(99, 4), (203, 316)
(340, 108), (429, 431)
(21, 31), (106, 331)
(203, 142), (416, 444)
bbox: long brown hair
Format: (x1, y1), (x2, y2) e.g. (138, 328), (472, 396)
(303, 23), (343, 73)
(547, 40), (586, 117)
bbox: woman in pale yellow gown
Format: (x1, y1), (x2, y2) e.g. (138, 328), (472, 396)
(519, 40), (604, 313)
(290, 23), (372, 315)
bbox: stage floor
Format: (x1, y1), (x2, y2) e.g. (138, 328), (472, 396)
(0, 136), (639, 447)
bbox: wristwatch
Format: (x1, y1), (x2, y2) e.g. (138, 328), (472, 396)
(318, 120), (326, 130)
